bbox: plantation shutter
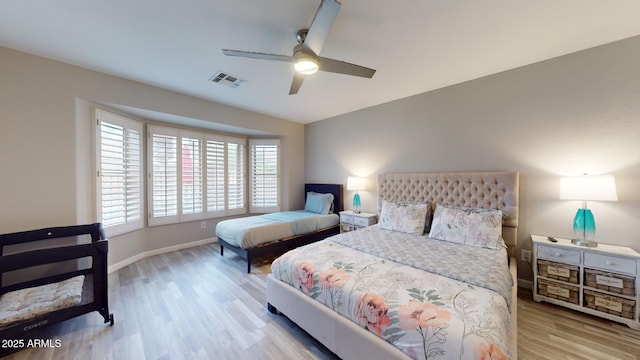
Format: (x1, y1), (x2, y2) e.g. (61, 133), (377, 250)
(181, 132), (203, 219)
(226, 137), (246, 215)
(96, 109), (143, 235)
(206, 134), (226, 216)
(149, 126), (179, 225)
(250, 139), (280, 213)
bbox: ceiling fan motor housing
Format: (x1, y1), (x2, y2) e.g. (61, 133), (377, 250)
(296, 29), (309, 44)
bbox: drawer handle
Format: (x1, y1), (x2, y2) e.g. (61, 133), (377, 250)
(554, 252), (563, 257)
(605, 261), (615, 266)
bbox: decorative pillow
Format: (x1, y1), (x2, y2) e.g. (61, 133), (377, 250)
(428, 204), (503, 249)
(304, 192), (334, 214)
(379, 200), (429, 235)
(458, 206), (508, 220)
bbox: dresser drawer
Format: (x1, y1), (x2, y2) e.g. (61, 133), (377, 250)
(353, 216), (372, 227)
(585, 268), (636, 296)
(537, 259), (579, 284)
(537, 245), (581, 265)
(537, 278), (579, 305)
(340, 223), (354, 233)
(584, 253), (636, 275)
(584, 289), (636, 319)
(340, 214), (354, 224)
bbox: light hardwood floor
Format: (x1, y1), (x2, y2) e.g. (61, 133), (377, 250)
(2, 243), (639, 359)
(517, 288), (640, 360)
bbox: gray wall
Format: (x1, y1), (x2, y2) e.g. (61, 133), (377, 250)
(3, 34), (640, 283)
(0, 46), (306, 267)
(305, 35), (640, 284)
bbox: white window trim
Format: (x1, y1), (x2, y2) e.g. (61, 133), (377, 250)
(148, 126), (248, 226)
(205, 133), (227, 218)
(226, 136), (247, 216)
(249, 138), (281, 213)
(148, 125), (180, 226)
(179, 130), (205, 222)
(95, 109), (144, 236)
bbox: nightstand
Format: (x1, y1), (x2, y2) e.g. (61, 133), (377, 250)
(339, 210), (377, 233)
(531, 234), (640, 329)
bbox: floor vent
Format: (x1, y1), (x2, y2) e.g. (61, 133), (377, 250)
(209, 71), (246, 88)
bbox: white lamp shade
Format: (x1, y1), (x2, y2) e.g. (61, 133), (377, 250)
(559, 175), (618, 201)
(346, 176), (366, 191)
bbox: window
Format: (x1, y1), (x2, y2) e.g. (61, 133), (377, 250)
(205, 134), (226, 217)
(227, 137), (246, 215)
(249, 139), (280, 213)
(148, 126), (246, 226)
(181, 132), (203, 219)
(149, 126), (179, 225)
(96, 113), (257, 230)
(96, 109), (143, 235)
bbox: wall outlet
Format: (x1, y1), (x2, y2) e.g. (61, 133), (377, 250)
(201, 221), (207, 229)
(521, 249), (531, 263)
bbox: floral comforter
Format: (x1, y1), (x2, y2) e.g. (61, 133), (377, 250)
(271, 226), (512, 360)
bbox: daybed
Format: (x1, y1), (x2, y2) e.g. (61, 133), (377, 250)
(267, 172), (519, 359)
(216, 183), (344, 273)
(0, 223), (113, 342)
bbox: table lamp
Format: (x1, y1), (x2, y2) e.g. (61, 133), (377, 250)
(346, 176), (365, 213)
(559, 174), (617, 247)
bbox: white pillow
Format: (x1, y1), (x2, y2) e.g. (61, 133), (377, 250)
(428, 204), (503, 249)
(379, 200), (429, 235)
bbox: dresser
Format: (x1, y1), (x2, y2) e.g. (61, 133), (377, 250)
(532, 235), (640, 329)
(339, 210), (377, 233)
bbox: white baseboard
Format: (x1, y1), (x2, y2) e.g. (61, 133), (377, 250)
(518, 279), (533, 290)
(108, 237), (217, 274)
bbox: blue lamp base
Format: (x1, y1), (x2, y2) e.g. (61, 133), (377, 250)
(571, 208), (597, 247)
(353, 193), (361, 213)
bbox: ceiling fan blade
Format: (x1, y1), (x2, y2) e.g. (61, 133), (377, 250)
(222, 49), (293, 63)
(304, 0), (341, 55)
(318, 57), (376, 78)
(289, 72), (305, 95)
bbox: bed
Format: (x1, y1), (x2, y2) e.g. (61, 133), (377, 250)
(216, 183), (344, 273)
(266, 172), (519, 360)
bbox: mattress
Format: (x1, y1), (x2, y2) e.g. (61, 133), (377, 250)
(271, 225), (513, 360)
(0, 275), (85, 328)
(215, 210), (339, 249)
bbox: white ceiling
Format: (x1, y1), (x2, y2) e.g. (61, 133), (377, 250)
(2, 0), (640, 125)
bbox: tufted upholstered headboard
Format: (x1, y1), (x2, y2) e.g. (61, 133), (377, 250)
(377, 172), (519, 257)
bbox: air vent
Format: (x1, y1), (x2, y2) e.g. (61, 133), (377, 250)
(209, 71), (246, 88)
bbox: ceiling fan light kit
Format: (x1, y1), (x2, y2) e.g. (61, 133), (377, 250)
(293, 47), (319, 75)
(222, 0), (375, 94)
(294, 59), (319, 75)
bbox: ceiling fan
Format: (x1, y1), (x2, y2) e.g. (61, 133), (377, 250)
(222, 0), (376, 95)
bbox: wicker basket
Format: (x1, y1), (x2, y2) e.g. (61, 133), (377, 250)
(584, 268), (635, 296)
(537, 259), (579, 284)
(537, 278), (579, 305)
(584, 289), (636, 319)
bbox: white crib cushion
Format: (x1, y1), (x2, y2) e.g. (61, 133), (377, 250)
(0, 275), (84, 327)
